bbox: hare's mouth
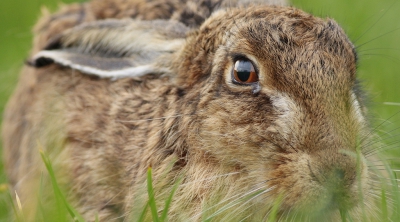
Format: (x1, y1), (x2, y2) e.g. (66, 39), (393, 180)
(266, 152), (368, 219)
(273, 183), (362, 222)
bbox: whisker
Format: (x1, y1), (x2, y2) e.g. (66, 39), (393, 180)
(178, 172), (241, 187)
(239, 214), (253, 222)
(358, 53), (400, 62)
(363, 132), (400, 155)
(219, 188), (273, 221)
(190, 180), (273, 220)
(358, 110), (400, 146)
(365, 142), (400, 157)
(358, 47), (400, 53)
(278, 202), (293, 222)
(251, 128), (299, 153)
(261, 193), (290, 222)
(356, 26), (400, 49)
(239, 214), (252, 222)
(369, 157), (400, 162)
(353, 1), (397, 43)
(203, 186), (272, 220)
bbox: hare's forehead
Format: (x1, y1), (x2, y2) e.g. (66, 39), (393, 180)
(224, 16), (356, 72)
(224, 13), (354, 54)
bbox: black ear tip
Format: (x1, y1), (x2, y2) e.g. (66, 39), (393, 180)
(26, 57), (55, 68)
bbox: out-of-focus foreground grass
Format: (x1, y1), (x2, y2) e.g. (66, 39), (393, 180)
(0, 0), (399, 221)
(0, 0), (83, 220)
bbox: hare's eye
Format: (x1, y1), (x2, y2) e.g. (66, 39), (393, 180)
(232, 60), (258, 84)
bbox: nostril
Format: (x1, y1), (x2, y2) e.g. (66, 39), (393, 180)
(308, 161), (353, 188)
(334, 168), (345, 181)
(308, 160), (321, 184)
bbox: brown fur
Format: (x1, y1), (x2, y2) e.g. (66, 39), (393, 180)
(2, 0), (387, 221)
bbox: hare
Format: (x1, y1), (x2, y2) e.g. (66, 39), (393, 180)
(2, 0), (391, 221)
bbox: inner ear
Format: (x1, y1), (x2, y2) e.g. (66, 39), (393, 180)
(30, 19), (188, 80)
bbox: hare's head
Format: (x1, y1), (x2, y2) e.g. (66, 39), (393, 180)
(31, 5), (377, 220)
(174, 6), (365, 216)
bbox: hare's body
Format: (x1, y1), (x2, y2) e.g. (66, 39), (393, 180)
(2, 0), (389, 221)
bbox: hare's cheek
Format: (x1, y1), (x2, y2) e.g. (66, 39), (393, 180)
(267, 93), (303, 141)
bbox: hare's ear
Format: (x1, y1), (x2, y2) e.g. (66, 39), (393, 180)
(30, 19), (188, 79)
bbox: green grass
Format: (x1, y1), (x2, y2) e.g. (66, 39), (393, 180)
(1, 0), (400, 221)
(39, 151), (86, 222)
(7, 153), (180, 222)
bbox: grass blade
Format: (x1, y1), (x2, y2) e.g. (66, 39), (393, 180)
(380, 188), (388, 222)
(267, 194), (282, 222)
(147, 167), (160, 222)
(160, 177), (183, 221)
(39, 150), (85, 222)
(7, 190), (23, 222)
(137, 201), (149, 222)
(339, 208), (347, 222)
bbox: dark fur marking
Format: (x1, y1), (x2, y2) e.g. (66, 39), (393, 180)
(30, 57), (55, 67)
(44, 35), (63, 50)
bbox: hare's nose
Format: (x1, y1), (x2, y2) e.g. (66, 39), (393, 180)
(334, 168), (345, 181)
(312, 164), (355, 187)
(308, 152), (361, 206)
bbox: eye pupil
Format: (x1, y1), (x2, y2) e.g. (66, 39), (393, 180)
(237, 71), (251, 82)
(232, 60), (258, 84)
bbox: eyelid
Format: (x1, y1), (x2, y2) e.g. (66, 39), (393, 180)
(229, 53), (260, 74)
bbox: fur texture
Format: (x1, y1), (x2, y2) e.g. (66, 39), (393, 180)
(2, 0), (388, 221)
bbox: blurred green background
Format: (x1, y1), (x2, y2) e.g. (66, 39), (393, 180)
(0, 0), (399, 220)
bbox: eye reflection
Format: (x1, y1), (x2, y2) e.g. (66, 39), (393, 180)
(232, 60), (258, 84)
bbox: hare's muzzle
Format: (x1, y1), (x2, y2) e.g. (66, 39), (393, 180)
(309, 151), (364, 209)
(268, 149), (368, 220)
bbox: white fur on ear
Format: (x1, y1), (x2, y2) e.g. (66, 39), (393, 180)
(32, 51), (169, 80)
(31, 19), (188, 80)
